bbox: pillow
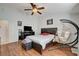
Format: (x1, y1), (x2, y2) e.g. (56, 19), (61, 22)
(59, 31), (71, 42)
(41, 32), (50, 35)
(64, 31), (71, 39)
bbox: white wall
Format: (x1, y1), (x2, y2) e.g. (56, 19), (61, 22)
(0, 5), (39, 44)
(39, 13), (79, 31)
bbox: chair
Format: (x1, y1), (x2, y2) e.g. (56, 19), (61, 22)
(58, 31), (71, 44)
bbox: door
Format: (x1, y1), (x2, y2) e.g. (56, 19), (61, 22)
(0, 26), (1, 45)
(0, 20), (9, 45)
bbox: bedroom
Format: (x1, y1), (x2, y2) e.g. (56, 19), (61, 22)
(0, 3), (79, 56)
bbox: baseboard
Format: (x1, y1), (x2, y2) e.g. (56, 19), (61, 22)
(0, 40), (18, 45)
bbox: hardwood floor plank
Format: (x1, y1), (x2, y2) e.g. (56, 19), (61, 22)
(0, 41), (77, 56)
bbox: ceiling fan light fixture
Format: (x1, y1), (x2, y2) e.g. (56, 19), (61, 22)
(32, 8), (38, 13)
(24, 3), (45, 15)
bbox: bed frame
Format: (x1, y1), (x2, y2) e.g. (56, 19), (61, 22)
(32, 28), (57, 55)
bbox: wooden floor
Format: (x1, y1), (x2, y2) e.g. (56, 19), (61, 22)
(0, 41), (77, 56)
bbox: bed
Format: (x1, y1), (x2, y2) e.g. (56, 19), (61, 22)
(22, 28), (57, 54)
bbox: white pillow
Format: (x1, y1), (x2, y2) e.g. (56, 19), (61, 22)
(64, 31), (71, 41)
(59, 31), (71, 43)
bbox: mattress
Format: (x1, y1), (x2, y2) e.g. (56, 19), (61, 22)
(23, 34), (54, 49)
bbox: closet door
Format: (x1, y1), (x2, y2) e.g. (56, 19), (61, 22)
(0, 26), (1, 45)
(0, 20), (9, 45)
(0, 23), (3, 45)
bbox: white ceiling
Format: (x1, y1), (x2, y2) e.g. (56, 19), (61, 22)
(0, 3), (79, 14)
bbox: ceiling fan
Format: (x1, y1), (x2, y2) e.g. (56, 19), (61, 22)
(24, 3), (45, 15)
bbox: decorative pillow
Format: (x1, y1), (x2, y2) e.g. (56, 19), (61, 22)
(64, 31), (71, 40)
(60, 31), (71, 42)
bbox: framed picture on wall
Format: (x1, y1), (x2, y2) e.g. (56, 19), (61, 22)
(47, 19), (53, 25)
(17, 21), (22, 26)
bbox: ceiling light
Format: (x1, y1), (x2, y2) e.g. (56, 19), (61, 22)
(32, 8), (37, 13)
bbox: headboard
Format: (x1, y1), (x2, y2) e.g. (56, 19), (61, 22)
(41, 28), (57, 35)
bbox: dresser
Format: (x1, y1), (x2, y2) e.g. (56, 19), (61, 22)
(19, 26), (35, 40)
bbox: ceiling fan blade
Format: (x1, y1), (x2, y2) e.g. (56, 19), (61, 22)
(31, 12), (34, 15)
(37, 11), (42, 14)
(30, 3), (35, 7)
(24, 9), (32, 11)
(38, 7), (45, 10)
